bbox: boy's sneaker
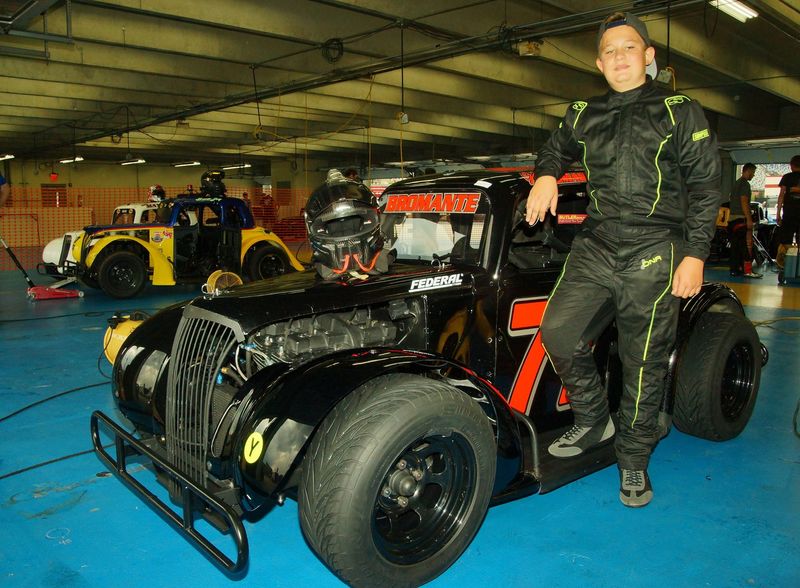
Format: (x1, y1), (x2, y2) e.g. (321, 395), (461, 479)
(548, 417), (615, 458)
(619, 468), (653, 507)
(744, 271), (763, 279)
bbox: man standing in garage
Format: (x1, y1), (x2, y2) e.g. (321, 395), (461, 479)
(526, 12), (720, 507)
(728, 163), (762, 279)
(776, 155), (800, 284)
(0, 172), (9, 207)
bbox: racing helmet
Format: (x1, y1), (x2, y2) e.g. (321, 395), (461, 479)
(200, 170), (226, 197)
(305, 177), (386, 279)
(148, 184), (166, 202)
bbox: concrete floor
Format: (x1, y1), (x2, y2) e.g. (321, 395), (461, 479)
(0, 266), (798, 588)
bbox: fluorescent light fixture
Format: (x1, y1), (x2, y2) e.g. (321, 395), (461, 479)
(222, 163), (252, 171)
(59, 156), (84, 164)
(709, 1), (758, 22)
(384, 161), (421, 167)
(174, 160), (201, 167)
(120, 158), (146, 166)
(0, 154), (14, 161)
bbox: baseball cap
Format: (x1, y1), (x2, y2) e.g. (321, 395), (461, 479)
(597, 12), (652, 51)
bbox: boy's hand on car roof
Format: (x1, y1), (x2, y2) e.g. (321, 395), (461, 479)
(526, 176), (559, 224)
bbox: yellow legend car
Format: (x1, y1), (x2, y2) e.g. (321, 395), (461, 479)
(69, 195), (304, 298)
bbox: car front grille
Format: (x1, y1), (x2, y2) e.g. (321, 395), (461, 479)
(166, 306), (245, 489)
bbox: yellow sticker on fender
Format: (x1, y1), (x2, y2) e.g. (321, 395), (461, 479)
(243, 432), (264, 464)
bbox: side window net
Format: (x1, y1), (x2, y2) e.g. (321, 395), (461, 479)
(507, 184), (588, 270)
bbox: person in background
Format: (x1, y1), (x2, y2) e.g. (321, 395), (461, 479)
(148, 184), (166, 203)
(776, 155), (800, 285)
(727, 163), (762, 278)
(525, 12), (721, 508)
(0, 173), (9, 207)
(343, 168), (360, 181)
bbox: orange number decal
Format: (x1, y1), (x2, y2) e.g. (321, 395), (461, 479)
(507, 297), (569, 413)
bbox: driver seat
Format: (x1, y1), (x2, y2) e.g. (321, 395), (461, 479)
(451, 236), (479, 264)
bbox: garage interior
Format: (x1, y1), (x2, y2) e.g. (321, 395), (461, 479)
(1, 0), (799, 586)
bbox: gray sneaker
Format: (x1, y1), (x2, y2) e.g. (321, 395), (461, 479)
(619, 468), (653, 507)
(548, 417), (615, 458)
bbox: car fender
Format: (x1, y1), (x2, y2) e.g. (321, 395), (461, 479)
(240, 229), (304, 271)
(85, 234), (175, 285)
(231, 348), (524, 512)
(675, 282), (744, 346)
(71, 232), (87, 263)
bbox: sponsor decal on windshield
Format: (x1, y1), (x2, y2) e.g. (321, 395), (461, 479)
(385, 192), (480, 214)
(409, 273), (464, 292)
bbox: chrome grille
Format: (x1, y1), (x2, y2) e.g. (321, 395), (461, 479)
(166, 306), (244, 488)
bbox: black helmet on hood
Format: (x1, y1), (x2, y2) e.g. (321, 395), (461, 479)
(304, 174), (386, 279)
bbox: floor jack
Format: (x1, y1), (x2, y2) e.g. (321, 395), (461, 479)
(1, 234), (83, 300)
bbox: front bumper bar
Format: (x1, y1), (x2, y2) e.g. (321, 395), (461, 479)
(90, 410), (249, 574)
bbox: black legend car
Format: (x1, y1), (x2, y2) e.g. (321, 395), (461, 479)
(91, 171), (766, 587)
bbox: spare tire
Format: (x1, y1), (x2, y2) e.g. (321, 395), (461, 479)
(673, 312), (761, 441)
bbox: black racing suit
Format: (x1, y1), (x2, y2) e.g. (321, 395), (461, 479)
(535, 79), (721, 470)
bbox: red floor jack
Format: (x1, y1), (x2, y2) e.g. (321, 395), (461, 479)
(0, 233), (83, 300)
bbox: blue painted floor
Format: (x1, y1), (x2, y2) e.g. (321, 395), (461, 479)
(0, 269), (798, 588)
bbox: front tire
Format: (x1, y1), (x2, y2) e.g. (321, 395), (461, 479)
(673, 312), (761, 440)
(97, 250), (147, 298)
(79, 273), (100, 289)
(299, 374), (496, 588)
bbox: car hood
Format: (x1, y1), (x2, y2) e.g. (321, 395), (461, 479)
(189, 263), (477, 334)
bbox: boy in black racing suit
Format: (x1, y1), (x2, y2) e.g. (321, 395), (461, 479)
(526, 12), (721, 507)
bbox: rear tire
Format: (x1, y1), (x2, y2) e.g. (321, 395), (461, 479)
(247, 245), (292, 281)
(298, 374), (495, 588)
(674, 312), (761, 440)
(98, 250), (147, 298)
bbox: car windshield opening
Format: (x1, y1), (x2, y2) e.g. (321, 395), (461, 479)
(379, 192), (489, 265)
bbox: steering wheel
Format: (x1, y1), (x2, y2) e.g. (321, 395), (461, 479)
(511, 201), (571, 253)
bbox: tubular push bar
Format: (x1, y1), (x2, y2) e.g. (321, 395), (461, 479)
(90, 410), (249, 574)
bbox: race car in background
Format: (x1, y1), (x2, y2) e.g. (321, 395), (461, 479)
(40, 201), (165, 278)
(44, 196), (303, 298)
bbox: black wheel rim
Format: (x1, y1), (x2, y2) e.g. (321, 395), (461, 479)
(372, 433), (477, 565)
(720, 340), (755, 421)
(257, 253), (286, 278)
(108, 259), (140, 291)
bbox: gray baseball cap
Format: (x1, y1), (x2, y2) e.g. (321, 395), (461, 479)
(597, 12), (652, 50)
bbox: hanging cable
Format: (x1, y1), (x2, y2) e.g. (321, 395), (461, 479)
(399, 22), (406, 172)
(367, 84), (373, 184)
(666, 1), (671, 67)
(125, 107), (131, 155)
(400, 22), (405, 118)
(304, 95), (309, 193)
(251, 65), (263, 128)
